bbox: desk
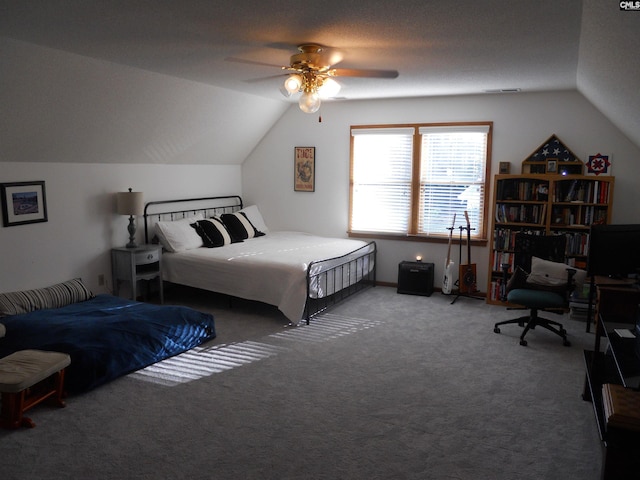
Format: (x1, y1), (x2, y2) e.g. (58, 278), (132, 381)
(583, 311), (640, 479)
(586, 277), (639, 333)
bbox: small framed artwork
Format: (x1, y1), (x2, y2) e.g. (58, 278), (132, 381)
(0, 181), (48, 227)
(498, 162), (511, 174)
(586, 153), (612, 176)
(546, 159), (558, 173)
(294, 146), (315, 192)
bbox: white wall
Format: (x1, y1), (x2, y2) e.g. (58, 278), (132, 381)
(0, 38), (287, 165)
(0, 163), (241, 293)
(0, 38), (261, 294)
(243, 91), (640, 290)
(3, 37), (639, 296)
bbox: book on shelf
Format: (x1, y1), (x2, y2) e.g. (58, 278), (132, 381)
(602, 383), (640, 432)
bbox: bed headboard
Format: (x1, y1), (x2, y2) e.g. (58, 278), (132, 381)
(143, 195), (243, 244)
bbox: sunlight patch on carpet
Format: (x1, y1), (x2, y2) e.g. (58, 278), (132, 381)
(269, 313), (383, 343)
(130, 341), (286, 386)
(130, 313), (382, 386)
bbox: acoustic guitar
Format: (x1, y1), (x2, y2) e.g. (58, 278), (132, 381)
(459, 211), (477, 294)
(441, 213), (456, 295)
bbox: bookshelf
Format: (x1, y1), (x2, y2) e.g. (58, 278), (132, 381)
(487, 174), (615, 304)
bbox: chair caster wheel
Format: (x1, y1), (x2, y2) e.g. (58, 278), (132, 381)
(494, 327), (501, 334)
(519, 339), (528, 346)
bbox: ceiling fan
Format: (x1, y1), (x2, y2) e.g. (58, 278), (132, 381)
(228, 44), (399, 113)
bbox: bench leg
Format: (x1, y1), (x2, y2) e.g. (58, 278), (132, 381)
(0, 369), (67, 429)
(0, 391), (29, 429)
(52, 369), (67, 408)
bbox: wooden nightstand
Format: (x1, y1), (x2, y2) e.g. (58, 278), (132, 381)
(111, 244), (163, 303)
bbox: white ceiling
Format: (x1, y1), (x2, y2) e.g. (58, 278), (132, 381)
(1, 0), (638, 148)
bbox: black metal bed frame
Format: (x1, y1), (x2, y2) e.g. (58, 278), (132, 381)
(143, 195), (376, 324)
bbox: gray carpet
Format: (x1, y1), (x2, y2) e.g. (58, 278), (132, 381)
(0, 286), (602, 480)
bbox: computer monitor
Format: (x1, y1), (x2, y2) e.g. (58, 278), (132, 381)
(636, 304), (640, 361)
(588, 224), (640, 278)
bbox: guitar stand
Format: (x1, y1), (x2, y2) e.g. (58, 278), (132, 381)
(450, 225), (483, 305)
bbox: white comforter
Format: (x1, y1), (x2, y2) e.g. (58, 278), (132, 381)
(161, 231), (373, 323)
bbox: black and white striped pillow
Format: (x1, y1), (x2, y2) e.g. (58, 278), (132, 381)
(191, 218), (235, 248)
(220, 212), (265, 241)
(0, 278), (94, 316)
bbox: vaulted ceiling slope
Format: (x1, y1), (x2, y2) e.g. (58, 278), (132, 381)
(1, 0), (638, 159)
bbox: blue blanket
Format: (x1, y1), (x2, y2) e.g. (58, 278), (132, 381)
(0, 294), (215, 392)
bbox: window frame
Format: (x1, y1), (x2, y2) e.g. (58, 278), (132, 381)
(349, 122), (492, 244)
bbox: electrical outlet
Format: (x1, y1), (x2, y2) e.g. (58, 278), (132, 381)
(98, 274), (105, 286)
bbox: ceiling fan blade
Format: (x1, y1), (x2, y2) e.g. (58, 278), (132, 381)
(330, 68), (399, 79)
(225, 56), (285, 69)
(244, 73), (288, 83)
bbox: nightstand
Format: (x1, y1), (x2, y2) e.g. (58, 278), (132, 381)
(111, 244), (163, 303)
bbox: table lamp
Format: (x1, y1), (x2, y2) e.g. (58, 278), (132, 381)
(116, 188), (144, 248)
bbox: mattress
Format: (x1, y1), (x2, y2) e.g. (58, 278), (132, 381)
(0, 294), (216, 392)
(161, 231), (374, 323)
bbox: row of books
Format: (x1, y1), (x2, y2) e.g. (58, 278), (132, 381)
(493, 227), (544, 250)
(488, 278), (506, 302)
(493, 229), (592, 257)
(554, 179), (611, 204)
(496, 179), (550, 201)
(569, 289), (594, 321)
(550, 205), (608, 227)
(603, 383), (640, 432)
(564, 232), (590, 256)
(495, 203), (547, 225)
(489, 251), (515, 274)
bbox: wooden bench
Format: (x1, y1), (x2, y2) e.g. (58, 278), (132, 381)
(0, 349), (71, 429)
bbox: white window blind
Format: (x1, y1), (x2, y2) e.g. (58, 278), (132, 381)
(350, 123), (491, 240)
(418, 125), (489, 238)
(351, 128), (414, 233)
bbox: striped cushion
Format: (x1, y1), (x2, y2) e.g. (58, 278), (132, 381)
(220, 212), (265, 241)
(0, 278), (94, 316)
(191, 218), (235, 248)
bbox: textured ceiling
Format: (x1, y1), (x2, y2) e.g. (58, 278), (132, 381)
(1, 0), (638, 149)
(0, 0), (583, 101)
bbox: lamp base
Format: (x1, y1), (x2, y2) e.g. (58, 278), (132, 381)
(126, 215), (138, 249)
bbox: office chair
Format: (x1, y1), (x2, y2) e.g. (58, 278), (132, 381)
(493, 233), (577, 346)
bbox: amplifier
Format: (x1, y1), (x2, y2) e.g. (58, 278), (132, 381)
(397, 261), (434, 296)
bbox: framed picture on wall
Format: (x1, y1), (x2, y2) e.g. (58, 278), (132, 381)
(294, 147), (315, 192)
(0, 181), (48, 227)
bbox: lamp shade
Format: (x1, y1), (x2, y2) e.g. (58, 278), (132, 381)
(116, 189), (144, 216)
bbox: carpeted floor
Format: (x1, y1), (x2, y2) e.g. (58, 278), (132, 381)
(0, 285), (602, 479)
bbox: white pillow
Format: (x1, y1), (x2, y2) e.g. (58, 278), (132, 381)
(155, 214), (204, 253)
(238, 205), (269, 233)
(527, 256), (587, 289)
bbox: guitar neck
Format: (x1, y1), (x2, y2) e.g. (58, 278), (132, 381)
(464, 211), (472, 265)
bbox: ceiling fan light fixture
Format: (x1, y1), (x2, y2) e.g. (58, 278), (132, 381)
(318, 77), (341, 99)
(284, 74), (303, 94)
(299, 91), (321, 113)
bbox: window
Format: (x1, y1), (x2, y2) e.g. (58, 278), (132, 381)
(350, 122), (492, 241)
